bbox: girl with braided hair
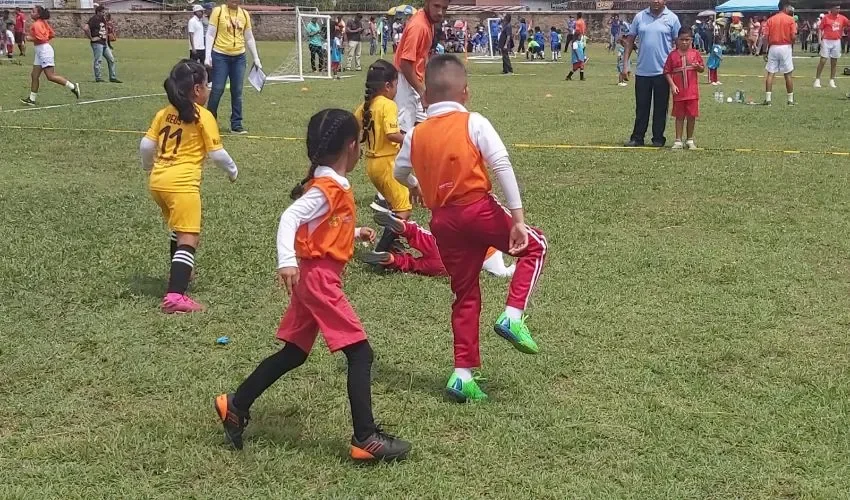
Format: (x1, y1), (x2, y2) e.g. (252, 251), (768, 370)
(215, 108), (412, 462)
(354, 59), (410, 252)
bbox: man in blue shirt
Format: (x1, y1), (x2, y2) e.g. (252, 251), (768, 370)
(518, 18), (528, 53)
(621, 0), (680, 147)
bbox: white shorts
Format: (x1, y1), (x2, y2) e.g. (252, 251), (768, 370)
(766, 44), (793, 74)
(33, 43), (55, 68)
(821, 38), (842, 59)
(394, 72), (426, 133)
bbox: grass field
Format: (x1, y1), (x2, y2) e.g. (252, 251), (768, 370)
(3, 39), (850, 498)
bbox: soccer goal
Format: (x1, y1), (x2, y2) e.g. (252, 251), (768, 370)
(467, 17), (502, 60)
(267, 7), (332, 82)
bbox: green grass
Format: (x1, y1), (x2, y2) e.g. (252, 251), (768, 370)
(2, 39), (850, 498)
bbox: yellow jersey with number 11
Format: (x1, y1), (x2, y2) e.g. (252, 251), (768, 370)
(146, 104), (223, 193)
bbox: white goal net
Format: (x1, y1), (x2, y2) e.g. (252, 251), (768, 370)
(467, 17), (502, 60)
(267, 7), (332, 82)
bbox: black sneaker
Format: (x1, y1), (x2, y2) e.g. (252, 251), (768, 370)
(20, 97), (36, 106)
(623, 139), (644, 147)
(360, 250), (393, 266)
(214, 393), (250, 450)
(95, 78), (105, 83)
(374, 227), (399, 253)
(350, 426), (411, 462)
(369, 194), (391, 213)
(230, 128), (248, 135)
(110, 78), (123, 83)
(373, 211), (405, 234)
(650, 140), (665, 148)
(71, 83), (81, 99)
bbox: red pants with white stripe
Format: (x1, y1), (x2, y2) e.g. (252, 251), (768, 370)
(430, 195), (547, 368)
(387, 220), (447, 277)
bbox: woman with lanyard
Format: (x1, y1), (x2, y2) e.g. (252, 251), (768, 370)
(204, 0), (261, 134)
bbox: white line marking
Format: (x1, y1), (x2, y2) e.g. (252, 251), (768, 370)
(1, 93), (165, 113)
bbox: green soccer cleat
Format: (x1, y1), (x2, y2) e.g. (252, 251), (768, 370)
(445, 373), (488, 403)
(494, 312), (539, 354)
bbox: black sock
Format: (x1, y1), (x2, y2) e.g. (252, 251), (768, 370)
(169, 231), (177, 261)
(343, 340), (376, 441)
(233, 343), (309, 411)
(580, 71), (585, 80)
(167, 244), (195, 294)
(567, 71), (574, 79)
(374, 226), (399, 253)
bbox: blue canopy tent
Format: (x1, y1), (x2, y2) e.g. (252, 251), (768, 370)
(715, 0), (779, 13)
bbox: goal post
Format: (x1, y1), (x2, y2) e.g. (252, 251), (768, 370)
(267, 7), (333, 82)
(467, 17), (502, 60)
(487, 17), (501, 58)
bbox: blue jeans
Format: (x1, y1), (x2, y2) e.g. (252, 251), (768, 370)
(91, 43), (116, 81)
(208, 51), (246, 131)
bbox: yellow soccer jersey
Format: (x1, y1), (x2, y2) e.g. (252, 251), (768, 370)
(354, 95), (401, 158)
(210, 6), (252, 56)
(146, 104), (223, 193)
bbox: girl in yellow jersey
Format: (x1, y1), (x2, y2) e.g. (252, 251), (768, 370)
(354, 59), (408, 252)
(140, 60), (239, 314)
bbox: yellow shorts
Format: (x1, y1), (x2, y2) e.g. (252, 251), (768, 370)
(366, 155), (412, 213)
(150, 190), (202, 234)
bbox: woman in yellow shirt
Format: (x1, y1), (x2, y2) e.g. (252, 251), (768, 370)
(354, 60), (408, 252)
(140, 60), (239, 314)
(204, 0), (262, 134)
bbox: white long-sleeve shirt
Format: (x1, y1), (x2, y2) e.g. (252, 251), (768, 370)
(276, 166), (363, 269)
(393, 101), (523, 210)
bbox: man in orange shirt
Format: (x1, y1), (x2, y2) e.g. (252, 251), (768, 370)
(392, 0), (449, 133)
(394, 55), (548, 403)
(575, 12), (586, 37)
(814, 3), (850, 88)
(762, 0), (797, 105)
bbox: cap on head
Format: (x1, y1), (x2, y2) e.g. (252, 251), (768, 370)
(192, 4), (204, 12)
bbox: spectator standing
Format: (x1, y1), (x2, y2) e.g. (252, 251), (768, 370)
(83, 6), (120, 83)
(761, 0), (796, 105)
(610, 14), (621, 51)
(188, 5), (205, 64)
(565, 15), (576, 50)
(518, 17), (527, 53)
(800, 20), (811, 51)
(622, 0), (680, 147)
(306, 17), (325, 72)
(205, 0), (262, 134)
(369, 16), (377, 55)
(499, 14), (513, 74)
(345, 13), (363, 71)
(814, 3), (849, 88)
(14, 6), (25, 56)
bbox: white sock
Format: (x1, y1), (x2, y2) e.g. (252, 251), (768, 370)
(482, 250), (511, 277)
(765, 91), (772, 102)
(787, 92), (794, 103)
(64, 81), (75, 90)
(504, 306), (523, 320)
(454, 368), (472, 382)
(29, 92), (37, 101)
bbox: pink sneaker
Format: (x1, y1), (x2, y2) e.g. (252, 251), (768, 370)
(161, 293), (206, 314)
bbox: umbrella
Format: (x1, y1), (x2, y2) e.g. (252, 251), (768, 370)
(698, 9), (716, 16)
(454, 20), (465, 29)
(387, 4), (416, 16)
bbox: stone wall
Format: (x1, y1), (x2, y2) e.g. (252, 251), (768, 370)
(45, 9), (824, 42)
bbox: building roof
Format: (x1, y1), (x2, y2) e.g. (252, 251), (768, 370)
(448, 5), (530, 11)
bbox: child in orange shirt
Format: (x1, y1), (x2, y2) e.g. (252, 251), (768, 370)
(20, 6), (79, 106)
(394, 55), (548, 403)
(215, 109), (411, 462)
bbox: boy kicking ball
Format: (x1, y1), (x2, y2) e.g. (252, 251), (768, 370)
(664, 28), (704, 150)
(394, 54), (548, 403)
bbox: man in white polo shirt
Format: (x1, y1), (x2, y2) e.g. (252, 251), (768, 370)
(188, 4), (205, 64)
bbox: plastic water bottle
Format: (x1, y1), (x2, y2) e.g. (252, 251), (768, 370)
(714, 90), (720, 103)
(718, 91), (724, 102)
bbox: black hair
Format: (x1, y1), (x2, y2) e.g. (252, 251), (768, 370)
(291, 109), (359, 200)
(678, 27), (693, 37)
(35, 6), (50, 20)
(551, 25), (556, 30)
(504, 13), (511, 23)
(95, 5), (105, 14)
(779, 0), (792, 9)
(360, 59), (398, 148)
(163, 59), (207, 124)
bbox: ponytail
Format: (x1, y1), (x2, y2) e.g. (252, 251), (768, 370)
(360, 59), (399, 147)
(292, 108), (360, 200)
(163, 59), (207, 124)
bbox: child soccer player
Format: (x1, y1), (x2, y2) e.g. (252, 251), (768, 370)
(616, 36), (628, 86)
(140, 60), (238, 313)
(214, 109), (411, 462)
(4, 21), (13, 58)
(663, 28), (704, 150)
(353, 59), (409, 252)
(566, 34), (587, 81)
(331, 28), (342, 76)
(19, 7), (80, 106)
(362, 211), (516, 278)
(526, 37), (540, 60)
(707, 40), (723, 85)
(394, 55), (548, 403)
(533, 26), (545, 59)
(549, 26), (560, 61)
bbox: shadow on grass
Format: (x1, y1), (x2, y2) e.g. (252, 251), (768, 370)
(247, 406), (351, 459)
(125, 275), (165, 299)
(372, 361), (446, 399)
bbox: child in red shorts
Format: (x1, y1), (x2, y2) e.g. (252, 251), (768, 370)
(214, 109), (411, 462)
(664, 28), (704, 150)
